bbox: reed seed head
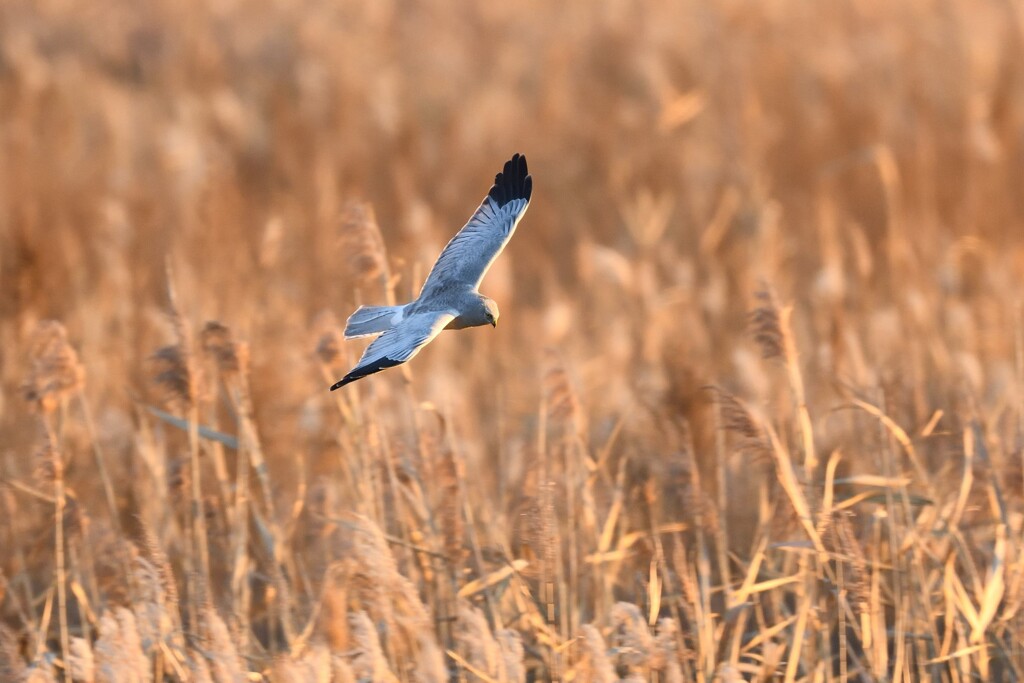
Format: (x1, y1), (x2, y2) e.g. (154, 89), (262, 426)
(21, 320), (85, 413)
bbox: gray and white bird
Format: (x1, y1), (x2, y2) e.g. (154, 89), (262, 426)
(331, 154), (532, 390)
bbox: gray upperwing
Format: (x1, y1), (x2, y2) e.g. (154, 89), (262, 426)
(419, 154), (532, 298)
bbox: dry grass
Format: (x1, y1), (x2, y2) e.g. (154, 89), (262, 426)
(2, 0), (1024, 680)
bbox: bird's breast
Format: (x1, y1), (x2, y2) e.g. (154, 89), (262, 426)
(446, 316), (475, 330)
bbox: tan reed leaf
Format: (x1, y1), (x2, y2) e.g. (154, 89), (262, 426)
(456, 560), (529, 599)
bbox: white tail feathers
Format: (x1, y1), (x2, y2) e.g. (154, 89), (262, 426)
(344, 305), (404, 338)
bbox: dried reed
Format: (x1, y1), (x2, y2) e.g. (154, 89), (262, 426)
(3, 1), (1024, 679)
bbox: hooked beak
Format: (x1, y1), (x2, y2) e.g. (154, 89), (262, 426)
(490, 319), (497, 328)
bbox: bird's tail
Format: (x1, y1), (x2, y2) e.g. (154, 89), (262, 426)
(344, 305), (404, 338)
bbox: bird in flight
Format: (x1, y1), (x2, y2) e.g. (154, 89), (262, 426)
(331, 154), (532, 390)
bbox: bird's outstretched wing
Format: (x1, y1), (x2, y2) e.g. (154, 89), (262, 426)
(330, 311), (456, 390)
(419, 154), (532, 298)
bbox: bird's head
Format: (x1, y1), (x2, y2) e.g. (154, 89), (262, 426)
(478, 295), (500, 327)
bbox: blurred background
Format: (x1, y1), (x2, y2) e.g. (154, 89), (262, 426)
(2, 0), (1024, 680)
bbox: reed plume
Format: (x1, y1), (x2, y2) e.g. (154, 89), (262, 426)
(340, 201), (390, 294)
(21, 321), (85, 414)
(94, 608), (151, 683)
(577, 624), (616, 683)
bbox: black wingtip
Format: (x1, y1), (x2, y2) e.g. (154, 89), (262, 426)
(329, 377), (353, 391)
(329, 356), (404, 391)
(488, 153), (532, 207)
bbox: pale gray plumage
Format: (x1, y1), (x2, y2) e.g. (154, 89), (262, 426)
(332, 154), (532, 390)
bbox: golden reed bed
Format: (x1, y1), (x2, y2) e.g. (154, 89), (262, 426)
(2, 0), (1024, 680)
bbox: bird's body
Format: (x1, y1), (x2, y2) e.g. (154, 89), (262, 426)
(331, 154), (532, 390)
